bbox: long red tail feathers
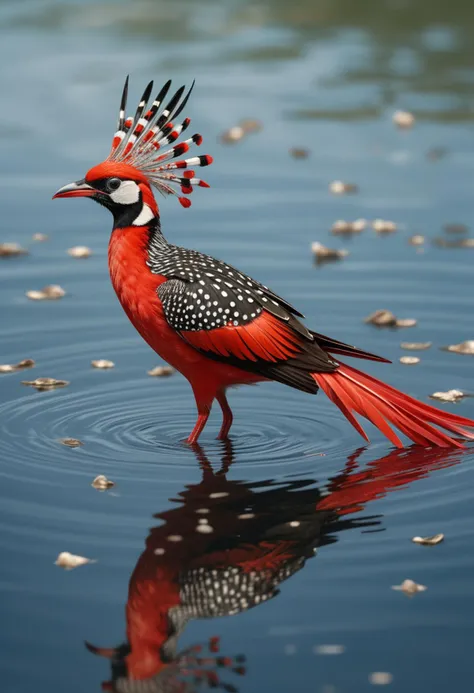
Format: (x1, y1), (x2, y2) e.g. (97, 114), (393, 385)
(313, 362), (474, 449)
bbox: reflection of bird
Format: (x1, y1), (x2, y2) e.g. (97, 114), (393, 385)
(54, 78), (474, 447)
(85, 443), (463, 692)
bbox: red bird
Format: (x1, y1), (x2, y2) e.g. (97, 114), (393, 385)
(54, 77), (474, 448)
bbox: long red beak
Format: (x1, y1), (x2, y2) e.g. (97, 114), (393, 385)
(53, 179), (96, 199)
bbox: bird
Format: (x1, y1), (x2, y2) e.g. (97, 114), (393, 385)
(84, 442), (462, 691)
(53, 77), (474, 448)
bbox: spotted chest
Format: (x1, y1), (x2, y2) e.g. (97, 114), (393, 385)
(147, 241), (302, 333)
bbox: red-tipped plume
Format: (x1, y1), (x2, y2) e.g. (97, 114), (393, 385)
(313, 362), (474, 448)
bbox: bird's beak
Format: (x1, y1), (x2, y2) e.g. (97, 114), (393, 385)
(52, 179), (96, 199)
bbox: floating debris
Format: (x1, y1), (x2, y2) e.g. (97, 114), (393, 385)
(412, 533), (444, 546)
(221, 126), (245, 144)
(32, 233), (49, 241)
(329, 181), (358, 195)
(26, 284), (66, 301)
(399, 356), (420, 365)
(433, 236), (474, 249)
(392, 110), (415, 129)
(55, 551), (95, 570)
(429, 389), (466, 403)
(400, 342), (431, 351)
(372, 219), (397, 234)
(22, 377), (69, 391)
(91, 359), (115, 369)
(68, 245), (92, 258)
(239, 118), (262, 134)
(331, 219), (366, 235)
(59, 438), (83, 448)
(311, 242), (349, 263)
(314, 645), (345, 656)
(443, 223), (468, 235)
(365, 310), (417, 329)
(391, 579), (427, 596)
(0, 358), (35, 374)
(408, 234), (425, 246)
(442, 340), (474, 355)
(0, 242), (28, 257)
(147, 365), (175, 377)
(91, 474), (115, 490)
(289, 147), (310, 159)
(369, 672), (393, 686)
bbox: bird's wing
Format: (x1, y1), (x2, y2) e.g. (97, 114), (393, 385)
(156, 254), (337, 393)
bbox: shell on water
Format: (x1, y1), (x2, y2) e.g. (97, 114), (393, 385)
(369, 672), (393, 685)
(391, 579), (427, 596)
(429, 389), (466, 403)
(0, 242), (28, 257)
(147, 365), (175, 377)
(329, 180), (358, 195)
(399, 356), (420, 365)
(442, 340), (474, 355)
(26, 284), (66, 300)
(68, 245), (92, 258)
(32, 233), (49, 241)
(372, 219), (397, 233)
(409, 235), (425, 246)
(311, 242), (349, 261)
(91, 359), (115, 369)
(289, 147), (310, 159)
(392, 110), (415, 128)
(400, 342), (431, 351)
(0, 358), (35, 374)
(59, 438), (83, 448)
(22, 377), (69, 391)
(331, 219), (367, 235)
(91, 475), (115, 491)
(412, 533), (444, 546)
(364, 310), (416, 328)
(55, 552), (96, 570)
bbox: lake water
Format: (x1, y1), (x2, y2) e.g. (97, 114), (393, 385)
(1, 1), (474, 692)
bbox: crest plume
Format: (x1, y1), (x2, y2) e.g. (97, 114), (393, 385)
(108, 76), (213, 208)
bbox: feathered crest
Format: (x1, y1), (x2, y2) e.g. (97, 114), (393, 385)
(108, 77), (213, 208)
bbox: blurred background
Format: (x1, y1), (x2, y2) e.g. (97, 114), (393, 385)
(1, 1), (474, 692)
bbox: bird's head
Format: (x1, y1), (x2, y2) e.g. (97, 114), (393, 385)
(53, 77), (213, 228)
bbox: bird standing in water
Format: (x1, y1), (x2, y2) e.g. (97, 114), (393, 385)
(54, 78), (474, 448)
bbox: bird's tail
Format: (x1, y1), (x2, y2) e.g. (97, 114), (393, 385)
(312, 362), (474, 448)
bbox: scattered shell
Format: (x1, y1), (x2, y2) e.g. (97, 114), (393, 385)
(369, 672), (393, 686)
(68, 245), (92, 258)
(372, 219), (397, 233)
(91, 359), (115, 369)
(147, 365), (175, 377)
(392, 110), (415, 128)
(365, 310), (397, 327)
(26, 284), (66, 300)
(289, 147), (310, 159)
(55, 551), (95, 570)
(460, 238), (474, 248)
(399, 356), (420, 365)
(239, 118), (262, 134)
(395, 318), (417, 328)
(221, 126), (245, 143)
(314, 645), (345, 656)
(400, 342), (431, 351)
(391, 579), (427, 596)
(91, 474), (115, 490)
(32, 233), (49, 241)
(311, 242), (349, 262)
(433, 237), (474, 248)
(329, 181), (358, 195)
(429, 389), (466, 403)
(442, 340), (474, 355)
(408, 234), (425, 246)
(0, 358), (35, 374)
(0, 242), (28, 257)
(59, 437), (83, 447)
(443, 223), (468, 234)
(331, 219), (366, 235)
(22, 377), (69, 391)
(412, 533), (444, 546)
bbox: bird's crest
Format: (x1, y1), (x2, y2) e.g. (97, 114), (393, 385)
(107, 77), (213, 208)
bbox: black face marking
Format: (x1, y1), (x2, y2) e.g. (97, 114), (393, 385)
(87, 177), (158, 229)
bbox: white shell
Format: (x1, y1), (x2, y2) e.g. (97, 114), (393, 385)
(91, 475), (115, 490)
(68, 246), (92, 258)
(91, 359), (115, 369)
(399, 356), (420, 365)
(391, 579), (427, 595)
(393, 110), (415, 128)
(430, 389), (465, 403)
(55, 552), (96, 570)
(412, 534), (444, 546)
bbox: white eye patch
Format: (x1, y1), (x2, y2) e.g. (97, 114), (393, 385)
(109, 180), (140, 205)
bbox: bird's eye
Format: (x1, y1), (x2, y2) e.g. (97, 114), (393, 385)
(107, 178), (121, 192)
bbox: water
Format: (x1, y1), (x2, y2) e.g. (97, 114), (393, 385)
(1, 1), (474, 691)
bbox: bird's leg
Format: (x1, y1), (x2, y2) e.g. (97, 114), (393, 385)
(216, 390), (233, 440)
(187, 402), (212, 445)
